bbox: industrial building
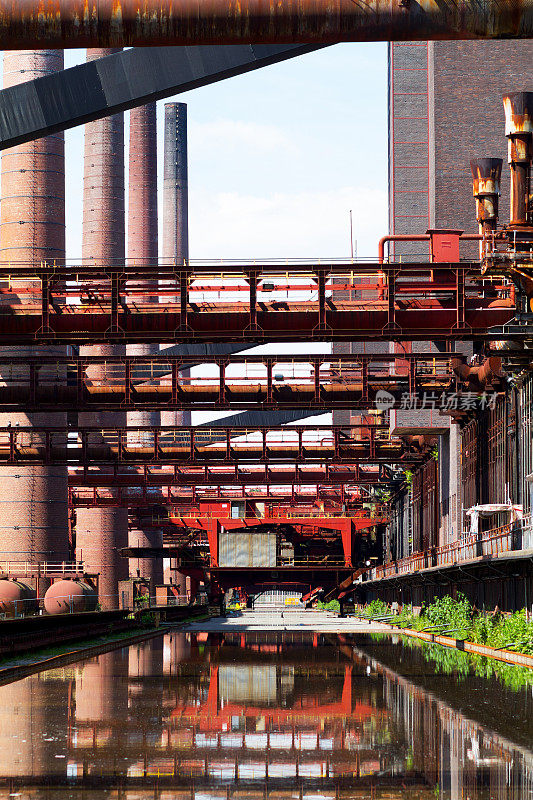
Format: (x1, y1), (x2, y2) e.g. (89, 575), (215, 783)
(0, 27), (531, 620)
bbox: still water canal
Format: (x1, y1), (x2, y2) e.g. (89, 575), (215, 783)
(0, 630), (532, 799)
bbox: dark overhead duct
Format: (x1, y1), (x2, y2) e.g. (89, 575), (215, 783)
(0, 45), (325, 151)
(0, 1), (530, 49)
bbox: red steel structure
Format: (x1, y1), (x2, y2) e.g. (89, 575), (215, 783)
(0, 257), (516, 344)
(168, 511), (380, 568)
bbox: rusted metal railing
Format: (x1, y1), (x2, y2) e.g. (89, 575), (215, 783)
(369, 515), (533, 581)
(0, 560), (85, 578)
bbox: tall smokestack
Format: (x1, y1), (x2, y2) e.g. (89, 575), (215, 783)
(127, 102), (164, 587)
(161, 101), (191, 426)
(76, 48), (128, 609)
(470, 158), (502, 256)
(163, 102), (189, 267)
(0, 51), (69, 575)
(503, 92), (533, 227)
(161, 102), (190, 594)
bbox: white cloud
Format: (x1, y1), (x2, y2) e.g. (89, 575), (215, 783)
(189, 185), (387, 260)
(189, 119), (297, 156)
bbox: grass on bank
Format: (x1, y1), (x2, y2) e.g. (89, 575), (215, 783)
(358, 595), (533, 656)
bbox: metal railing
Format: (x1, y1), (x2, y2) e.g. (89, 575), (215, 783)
(280, 556), (346, 567)
(0, 591), (200, 620)
(369, 515), (533, 581)
(0, 560), (85, 577)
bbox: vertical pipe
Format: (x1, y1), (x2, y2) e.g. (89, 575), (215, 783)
(161, 103), (190, 589)
(76, 48), (128, 609)
(0, 51), (69, 578)
(503, 93), (533, 227)
(127, 102), (163, 588)
(470, 158), (502, 257)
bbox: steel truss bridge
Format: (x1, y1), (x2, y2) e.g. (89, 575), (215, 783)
(0, 261), (516, 344)
(0, 424), (430, 466)
(0, 352), (464, 412)
(67, 463), (392, 489)
(70, 483), (381, 508)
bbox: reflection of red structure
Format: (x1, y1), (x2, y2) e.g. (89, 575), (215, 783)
(172, 664), (381, 729)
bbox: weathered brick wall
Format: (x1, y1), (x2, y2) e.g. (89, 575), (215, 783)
(431, 41), (533, 247)
(387, 40), (533, 554)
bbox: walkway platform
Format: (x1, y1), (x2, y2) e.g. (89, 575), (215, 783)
(184, 610), (391, 632)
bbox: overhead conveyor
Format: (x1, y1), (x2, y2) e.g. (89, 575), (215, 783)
(0, 423), (430, 466)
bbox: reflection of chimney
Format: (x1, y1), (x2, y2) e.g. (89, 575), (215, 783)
(503, 92), (533, 226)
(75, 649), (129, 722)
(470, 158), (502, 256)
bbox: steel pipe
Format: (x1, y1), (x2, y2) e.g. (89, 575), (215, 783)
(0, 1), (532, 48)
(504, 92), (533, 226)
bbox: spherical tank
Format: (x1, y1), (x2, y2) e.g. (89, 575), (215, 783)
(44, 580), (97, 615)
(0, 579), (37, 617)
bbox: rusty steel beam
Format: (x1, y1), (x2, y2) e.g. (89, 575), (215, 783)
(70, 484), (364, 507)
(0, 1), (531, 49)
(0, 352), (459, 411)
(0, 423), (423, 466)
(67, 464), (393, 488)
(0, 261), (517, 344)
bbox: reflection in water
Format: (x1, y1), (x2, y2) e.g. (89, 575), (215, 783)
(0, 631), (531, 798)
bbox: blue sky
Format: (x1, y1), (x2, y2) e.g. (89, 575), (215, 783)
(64, 44), (388, 262)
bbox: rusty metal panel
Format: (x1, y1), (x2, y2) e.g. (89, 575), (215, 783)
(0, 1), (531, 49)
(461, 419), (478, 513)
(519, 374), (533, 513)
(411, 471), (423, 553)
(218, 530), (276, 567)
(411, 458), (438, 552)
(422, 457), (438, 550)
(487, 395), (507, 507)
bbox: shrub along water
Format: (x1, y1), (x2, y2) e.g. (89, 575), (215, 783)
(315, 599), (341, 612)
(360, 594), (533, 656)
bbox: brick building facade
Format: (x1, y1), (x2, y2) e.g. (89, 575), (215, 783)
(385, 41), (533, 557)
(389, 41), (533, 255)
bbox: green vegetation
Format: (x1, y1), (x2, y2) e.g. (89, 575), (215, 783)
(314, 599), (341, 612)
(359, 593), (533, 656)
(364, 598), (388, 616)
